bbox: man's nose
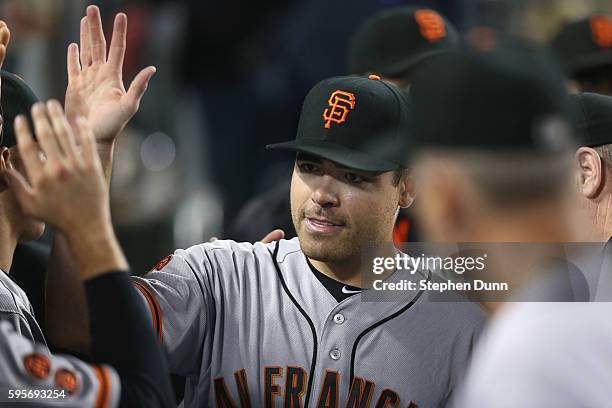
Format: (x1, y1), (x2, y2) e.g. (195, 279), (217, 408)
(311, 177), (340, 209)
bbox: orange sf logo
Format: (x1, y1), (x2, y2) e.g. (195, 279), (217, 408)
(323, 90), (356, 129)
(591, 16), (612, 48)
(414, 10), (446, 43)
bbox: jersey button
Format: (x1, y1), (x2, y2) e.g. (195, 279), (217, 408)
(330, 349), (341, 360)
(333, 313), (345, 324)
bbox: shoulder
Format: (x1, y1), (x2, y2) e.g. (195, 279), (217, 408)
(146, 238), (303, 279)
(0, 272), (29, 315)
(488, 302), (612, 353)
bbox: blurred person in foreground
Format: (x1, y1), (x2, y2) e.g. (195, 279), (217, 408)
(228, 6), (459, 244)
(0, 101), (173, 407)
(0, 10), (174, 408)
(550, 14), (612, 95)
(570, 92), (612, 242)
(406, 37), (612, 406)
(567, 92), (612, 302)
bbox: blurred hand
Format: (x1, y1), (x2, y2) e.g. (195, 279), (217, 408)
(209, 229), (285, 244)
(2, 101), (109, 236)
(260, 229), (285, 243)
(0, 21), (11, 129)
(64, 6), (156, 147)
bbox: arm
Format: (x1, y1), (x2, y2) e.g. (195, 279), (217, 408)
(45, 5), (156, 351)
(2, 103), (174, 407)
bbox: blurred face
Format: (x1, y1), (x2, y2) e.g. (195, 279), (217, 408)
(7, 147), (45, 241)
(291, 154), (404, 263)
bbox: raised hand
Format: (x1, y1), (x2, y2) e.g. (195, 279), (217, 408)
(0, 20), (10, 69)
(0, 20), (11, 129)
(65, 6), (156, 148)
(2, 101), (109, 235)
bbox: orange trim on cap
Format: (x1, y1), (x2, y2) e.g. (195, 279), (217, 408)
(368, 74), (381, 80)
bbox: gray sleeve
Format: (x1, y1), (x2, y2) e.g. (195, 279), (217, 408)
(132, 247), (213, 377)
(456, 304), (612, 408)
(0, 321), (121, 407)
(0, 312), (36, 343)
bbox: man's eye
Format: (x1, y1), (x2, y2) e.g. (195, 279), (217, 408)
(345, 173), (366, 184)
(298, 163), (319, 173)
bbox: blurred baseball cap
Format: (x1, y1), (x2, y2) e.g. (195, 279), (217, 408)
(1, 70), (38, 147)
(408, 38), (576, 153)
(550, 15), (612, 77)
(348, 6), (459, 79)
(266, 75), (411, 172)
(569, 92), (612, 147)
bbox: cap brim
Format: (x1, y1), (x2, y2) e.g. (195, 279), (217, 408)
(568, 51), (612, 75)
(266, 139), (400, 173)
(380, 49), (453, 78)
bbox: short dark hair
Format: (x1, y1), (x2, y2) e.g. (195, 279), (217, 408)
(392, 167), (409, 186)
(594, 143), (612, 168)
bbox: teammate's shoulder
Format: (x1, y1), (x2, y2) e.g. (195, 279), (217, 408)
(177, 237), (301, 262)
(0, 271), (29, 315)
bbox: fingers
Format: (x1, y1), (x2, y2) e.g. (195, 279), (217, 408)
(108, 13), (127, 73)
(14, 115), (43, 182)
(2, 167), (35, 210)
(0, 21), (10, 69)
(87, 5), (107, 65)
(31, 103), (62, 163)
(46, 100), (78, 160)
(67, 43), (81, 80)
(79, 17), (92, 68)
(0, 21), (10, 47)
(125, 66), (157, 111)
(260, 229), (285, 243)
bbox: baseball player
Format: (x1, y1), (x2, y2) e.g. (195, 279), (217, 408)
(40, 5), (156, 352)
(0, 100), (174, 407)
(405, 39), (612, 406)
(228, 6), (459, 245)
(550, 14), (612, 95)
(51, 73), (485, 406)
(348, 6), (459, 89)
(0, 14), (174, 406)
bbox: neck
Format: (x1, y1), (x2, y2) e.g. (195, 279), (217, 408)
(584, 193), (612, 241)
(0, 215), (18, 273)
(308, 239), (397, 288)
(309, 258), (362, 287)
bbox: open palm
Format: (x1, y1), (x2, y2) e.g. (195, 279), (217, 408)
(65, 6), (155, 146)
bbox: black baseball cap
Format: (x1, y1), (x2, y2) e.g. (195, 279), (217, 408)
(569, 92), (612, 147)
(1, 70), (39, 147)
(267, 75), (411, 172)
(408, 38), (576, 153)
(550, 15), (612, 76)
(348, 6), (459, 78)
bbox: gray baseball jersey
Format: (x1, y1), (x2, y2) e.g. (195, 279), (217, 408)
(0, 321), (120, 407)
(133, 238), (485, 407)
(455, 302), (612, 407)
(0, 269), (45, 345)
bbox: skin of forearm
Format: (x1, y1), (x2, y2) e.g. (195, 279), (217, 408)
(65, 216), (128, 281)
(46, 234), (92, 354)
(46, 153), (119, 353)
